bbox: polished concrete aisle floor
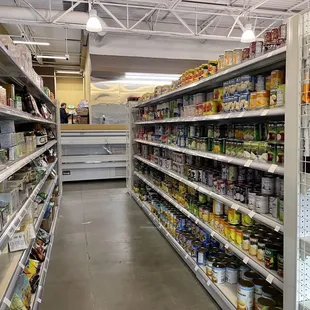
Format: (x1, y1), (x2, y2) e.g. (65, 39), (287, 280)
(41, 180), (220, 310)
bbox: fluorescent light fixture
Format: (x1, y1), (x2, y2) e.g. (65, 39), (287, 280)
(101, 79), (175, 85)
(13, 40), (50, 46)
(125, 72), (180, 80)
(241, 24), (256, 43)
(86, 9), (102, 32)
(56, 70), (82, 74)
(36, 54), (69, 60)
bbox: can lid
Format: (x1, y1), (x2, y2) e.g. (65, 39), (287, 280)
(238, 279), (254, 287)
(257, 297), (276, 307)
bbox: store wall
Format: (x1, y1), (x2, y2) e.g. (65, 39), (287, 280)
(56, 77), (84, 107)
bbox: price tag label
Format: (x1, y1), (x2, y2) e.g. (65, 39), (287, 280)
(274, 226), (280, 232)
(225, 243), (230, 249)
(185, 254), (189, 259)
(166, 232), (169, 237)
(238, 112), (245, 118)
(37, 298), (42, 304)
(207, 280), (211, 286)
(18, 262), (25, 269)
(228, 158), (234, 163)
(44, 268), (47, 273)
(194, 265), (199, 271)
(195, 219), (199, 224)
(231, 204), (239, 210)
(158, 224), (162, 230)
(248, 210), (256, 218)
(261, 109), (269, 116)
(268, 164), (278, 173)
(244, 159), (253, 167)
(266, 274), (274, 284)
(3, 297), (11, 307)
(211, 231), (215, 237)
(243, 257), (249, 264)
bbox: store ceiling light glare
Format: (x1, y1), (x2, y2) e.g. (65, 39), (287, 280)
(36, 54), (69, 60)
(86, 9), (102, 33)
(56, 70), (82, 74)
(13, 40), (50, 46)
(241, 24), (256, 43)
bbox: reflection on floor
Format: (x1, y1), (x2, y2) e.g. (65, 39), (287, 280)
(41, 180), (220, 310)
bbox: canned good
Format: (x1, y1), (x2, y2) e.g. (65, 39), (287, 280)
(226, 262), (239, 284)
(249, 233), (260, 256)
(228, 208), (241, 225)
(237, 279), (254, 310)
(228, 166), (238, 182)
(218, 54), (224, 71)
(255, 194), (269, 214)
(213, 200), (224, 215)
(242, 48), (250, 62)
(248, 191), (256, 210)
(242, 214), (254, 227)
(225, 50), (233, 67)
(257, 238), (268, 261)
(256, 297), (276, 309)
(197, 247), (208, 266)
(256, 75), (265, 92)
(265, 244), (281, 270)
(277, 252), (283, 277)
(235, 226), (244, 247)
(233, 48), (242, 65)
(217, 179), (227, 195)
(262, 285), (280, 299)
(224, 222), (230, 238)
(264, 31), (272, 44)
(239, 264), (250, 279)
(206, 257), (217, 277)
(271, 70), (284, 89)
(229, 225), (237, 243)
(255, 41), (264, 57)
(279, 199), (284, 222)
(212, 262), (226, 284)
(253, 278), (266, 303)
(242, 230), (251, 251)
(192, 240), (202, 258)
(271, 28), (279, 44)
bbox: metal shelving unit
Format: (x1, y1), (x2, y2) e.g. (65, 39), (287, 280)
(131, 190), (237, 310)
(134, 155), (283, 232)
(136, 47), (286, 108)
(135, 139), (284, 175)
(0, 41), (61, 310)
(136, 107), (285, 124)
(127, 46), (288, 309)
(0, 175), (58, 309)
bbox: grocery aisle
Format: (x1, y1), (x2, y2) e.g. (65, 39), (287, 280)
(41, 180), (220, 310)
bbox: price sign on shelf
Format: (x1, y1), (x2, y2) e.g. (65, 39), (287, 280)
(243, 257), (249, 264)
(248, 210), (256, 218)
(274, 226), (280, 232)
(231, 204), (239, 211)
(266, 274), (274, 284)
(261, 109), (269, 116)
(244, 159), (253, 167)
(268, 164), (278, 173)
(194, 265), (199, 272)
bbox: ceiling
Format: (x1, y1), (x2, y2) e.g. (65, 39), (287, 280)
(0, 0), (307, 73)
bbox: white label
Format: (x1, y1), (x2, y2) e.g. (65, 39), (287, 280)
(238, 112), (245, 118)
(37, 298), (42, 304)
(243, 257), (249, 264)
(18, 262), (25, 269)
(244, 159), (253, 167)
(268, 164), (278, 173)
(3, 297), (11, 307)
(44, 268), (47, 273)
(261, 109), (269, 116)
(266, 274), (274, 284)
(248, 210), (256, 218)
(211, 231), (215, 237)
(166, 232), (169, 237)
(158, 224), (162, 230)
(207, 280), (211, 286)
(194, 265), (199, 271)
(274, 226), (280, 232)
(185, 254), (189, 259)
(231, 204), (239, 210)
(228, 158), (234, 163)
(225, 243), (230, 249)
(195, 219), (199, 224)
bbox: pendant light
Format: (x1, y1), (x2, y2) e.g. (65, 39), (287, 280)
(241, 24), (256, 43)
(86, 9), (102, 32)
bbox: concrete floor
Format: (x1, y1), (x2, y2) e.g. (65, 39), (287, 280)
(41, 180), (220, 310)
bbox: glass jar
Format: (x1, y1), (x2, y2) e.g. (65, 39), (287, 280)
(233, 48), (242, 65)
(224, 50), (233, 68)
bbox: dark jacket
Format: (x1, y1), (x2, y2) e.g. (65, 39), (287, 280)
(60, 107), (70, 124)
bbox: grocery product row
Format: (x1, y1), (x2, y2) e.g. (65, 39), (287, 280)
(138, 69), (285, 122)
(134, 154), (283, 232)
(0, 35), (54, 105)
(133, 166), (284, 289)
(138, 25), (286, 104)
(0, 159), (59, 307)
(132, 181), (284, 310)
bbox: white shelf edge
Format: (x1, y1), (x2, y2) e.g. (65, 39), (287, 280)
(135, 139), (284, 176)
(0, 160), (57, 253)
(136, 47), (286, 108)
(134, 171), (283, 291)
(130, 190), (237, 310)
(0, 174), (58, 308)
(135, 107), (285, 124)
(134, 155), (283, 232)
(0, 140), (57, 183)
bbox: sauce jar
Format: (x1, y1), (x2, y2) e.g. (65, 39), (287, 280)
(218, 54), (224, 71)
(242, 47), (250, 62)
(224, 50), (233, 67)
(233, 48), (242, 65)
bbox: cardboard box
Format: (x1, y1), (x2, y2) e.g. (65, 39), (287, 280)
(76, 108), (89, 116)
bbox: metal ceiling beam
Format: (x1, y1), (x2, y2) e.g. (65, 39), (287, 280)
(20, 0), (49, 22)
(53, 1), (82, 23)
(161, 0), (182, 20)
(96, 2), (127, 29)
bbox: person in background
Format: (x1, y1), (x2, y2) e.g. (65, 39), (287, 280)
(60, 103), (70, 124)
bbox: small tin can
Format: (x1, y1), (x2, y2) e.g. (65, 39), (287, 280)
(257, 238), (268, 262)
(255, 194), (269, 214)
(237, 280), (254, 310)
(261, 176), (275, 195)
(226, 262), (239, 284)
(242, 214), (254, 227)
(243, 270), (260, 282)
(229, 225), (237, 243)
(228, 208), (241, 225)
(212, 262), (226, 284)
(248, 191), (256, 210)
(264, 244), (281, 270)
(242, 230), (251, 251)
(197, 247), (208, 266)
(249, 233), (260, 256)
(253, 278), (266, 303)
(277, 251), (284, 277)
(257, 297), (276, 309)
(269, 196), (279, 218)
(206, 257), (217, 277)
(235, 226), (244, 247)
